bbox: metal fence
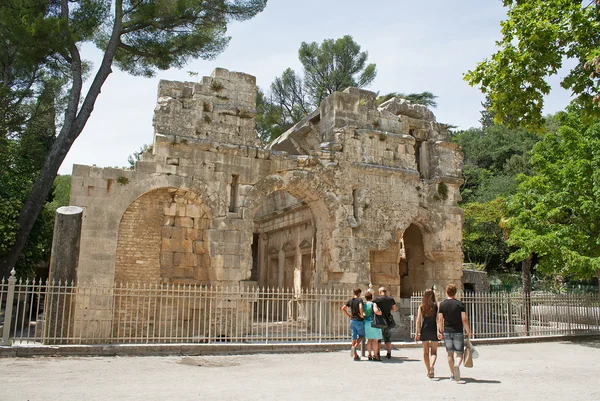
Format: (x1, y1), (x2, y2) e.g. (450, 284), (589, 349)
(1, 272), (352, 346)
(3, 270), (600, 347)
(410, 291), (600, 339)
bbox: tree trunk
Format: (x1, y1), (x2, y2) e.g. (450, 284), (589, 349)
(0, 1), (123, 278)
(522, 256), (532, 336)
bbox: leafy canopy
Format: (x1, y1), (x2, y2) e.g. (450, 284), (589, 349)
(257, 35), (376, 142)
(0, 0), (267, 276)
(465, 0), (600, 130)
(299, 35), (376, 105)
(505, 111), (600, 279)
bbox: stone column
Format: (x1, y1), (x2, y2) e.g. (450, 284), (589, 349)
(44, 206), (83, 345)
(277, 249), (285, 288)
(48, 206), (84, 283)
(257, 233), (267, 287)
(294, 245), (302, 293)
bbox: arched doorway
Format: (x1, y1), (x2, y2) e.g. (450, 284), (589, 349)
(251, 191), (315, 291)
(399, 224), (426, 297)
(115, 187), (212, 284)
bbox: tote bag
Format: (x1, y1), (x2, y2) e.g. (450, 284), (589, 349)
(371, 313), (388, 329)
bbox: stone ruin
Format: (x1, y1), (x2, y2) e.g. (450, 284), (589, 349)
(59, 68), (466, 342)
(69, 67), (464, 298)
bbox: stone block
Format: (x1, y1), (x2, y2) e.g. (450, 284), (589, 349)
(135, 161), (157, 173)
(170, 227), (185, 241)
(161, 238), (193, 253)
(172, 252), (186, 266)
(156, 164), (177, 175)
(174, 216), (194, 228)
(72, 164), (91, 177)
(185, 204), (204, 218)
(163, 203), (177, 216)
(160, 252), (173, 267)
(185, 228), (200, 241)
(193, 240), (207, 254)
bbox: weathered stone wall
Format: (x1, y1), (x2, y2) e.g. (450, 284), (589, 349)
(69, 68), (465, 339)
(462, 268), (490, 293)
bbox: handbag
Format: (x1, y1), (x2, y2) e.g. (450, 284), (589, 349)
(463, 340), (474, 368)
(469, 340), (479, 359)
(371, 313), (388, 329)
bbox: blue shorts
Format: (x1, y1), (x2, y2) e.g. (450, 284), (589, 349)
(350, 320), (365, 340)
(443, 332), (464, 353)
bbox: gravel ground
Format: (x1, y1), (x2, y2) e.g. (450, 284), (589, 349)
(1, 339), (599, 401)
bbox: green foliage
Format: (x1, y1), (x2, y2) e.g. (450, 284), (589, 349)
(505, 111), (600, 280)
(108, 0), (268, 77)
(258, 35), (376, 141)
(299, 35), (376, 105)
(465, 1), (600, 130)
(210, 80), (224, 92)
(1, 0), (267, 276)
(376, 91), (438, 108)
(127, 143), (152, 168)
(462, 198), (515, 271)
(453, 124), (539, 203)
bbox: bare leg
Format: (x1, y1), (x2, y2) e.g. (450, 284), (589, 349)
(422, 342), (431, 375)
(447, 352), (455, 377)
(430, 341), (438, 369)
(354, 338), (363, 357)
(366, 340), (372, 358)
(455, 352), (464, 367)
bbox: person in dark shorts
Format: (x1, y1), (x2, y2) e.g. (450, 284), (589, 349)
(341, 288), (364, 361)
(415, 288), (439, 378)
(373, 287), (397, 359)
(437, 284), (472, 381)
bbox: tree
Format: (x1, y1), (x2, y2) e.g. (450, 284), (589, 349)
(465, 1), (600, 130)
(299, 35), (376, 105)
(127, 143), (152, 169)
(462, 198), (513, 271)
(0, 0), (267, 277)
(376, 91), (438, 108)
(258, 35), (376, 141)
(452, 124), (539, 203)
(505, 110), (600, 281)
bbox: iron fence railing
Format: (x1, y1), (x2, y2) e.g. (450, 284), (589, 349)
(410, 291), (600, 339)
(2, 269), (599, 347)
(1, 271), (352, 346)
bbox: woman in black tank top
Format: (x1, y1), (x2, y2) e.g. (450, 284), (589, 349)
(415, 289), (439, 378)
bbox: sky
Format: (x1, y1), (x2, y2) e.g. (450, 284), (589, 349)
(58, 0), (574, 174)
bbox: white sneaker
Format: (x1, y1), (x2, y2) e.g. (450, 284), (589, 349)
(453, 365), (461, 381)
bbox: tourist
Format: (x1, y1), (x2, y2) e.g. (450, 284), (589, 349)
(373, 286), (397, 359)
(341, 288), (365, 361)
(363, 291), (383, 361)
(437, 283), (472, 381)
(415, 288), (439, 378)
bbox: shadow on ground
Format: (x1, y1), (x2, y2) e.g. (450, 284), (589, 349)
(566, 338), (600, 349)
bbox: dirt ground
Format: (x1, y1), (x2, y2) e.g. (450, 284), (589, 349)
(1, 339), (599, 401)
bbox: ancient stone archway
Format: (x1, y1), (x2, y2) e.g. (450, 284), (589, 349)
(252, 191), (316, 290)
(242, 170), (335, 288)
(115, 187), (213, 284)
(399, 224), (427, 297)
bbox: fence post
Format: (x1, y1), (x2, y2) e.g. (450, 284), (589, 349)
(1, 269), (17, 346)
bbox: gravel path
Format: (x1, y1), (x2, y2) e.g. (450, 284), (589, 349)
(2, 339), (599, 401)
